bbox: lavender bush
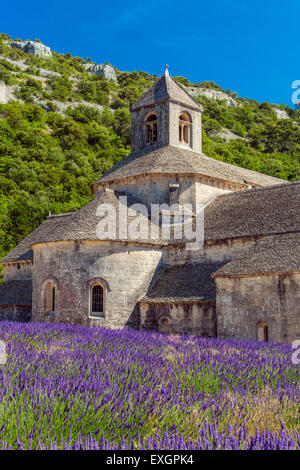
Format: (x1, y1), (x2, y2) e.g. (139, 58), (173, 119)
(0, 321), (298, 450)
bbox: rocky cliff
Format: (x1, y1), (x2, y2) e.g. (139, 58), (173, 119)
(11, 40), (52, 58)
(188, 86), (238, 107)
(83, 63), (117, 82)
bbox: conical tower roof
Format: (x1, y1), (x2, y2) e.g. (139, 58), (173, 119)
(130, 66), (202, 112)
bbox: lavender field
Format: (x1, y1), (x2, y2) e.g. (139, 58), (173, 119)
(0, 321), (299, 450)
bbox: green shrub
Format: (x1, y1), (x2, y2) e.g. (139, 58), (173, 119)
(0, 65), (13, 84)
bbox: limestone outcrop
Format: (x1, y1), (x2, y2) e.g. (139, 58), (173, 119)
(0, 82), (17, 104)
(11, 40), (52, 58)
(188, 86), (238, 107)
(273, 108), (290, 120)
(0, 55), (27, 70)
(211, 128), (246, 142)
(83, 63), (117, 82)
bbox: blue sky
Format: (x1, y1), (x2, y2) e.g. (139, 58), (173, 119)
(1, 0), (299, 106)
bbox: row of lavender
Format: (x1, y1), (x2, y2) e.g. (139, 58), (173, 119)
(0, 321), (298, 449)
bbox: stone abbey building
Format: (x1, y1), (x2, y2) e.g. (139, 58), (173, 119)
(0, 68), (299, 343)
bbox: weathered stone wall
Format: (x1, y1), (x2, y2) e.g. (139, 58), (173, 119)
(216, 273), (300, 343)
(0, 263), (33, 322)
(139, 301), (216, 337)
(31, 240), (164, 328)
(168, 102), (202, 154)
(0, 305), (31, 322)
(131, 100), (202, 155)
(103, 174), (232, 213)
(107, 174), (175, 209)
(167, 238), (255, 265)
(3, 262), (33, 281)
(131, 102), (170, 153)
(193, 181), (231, 207)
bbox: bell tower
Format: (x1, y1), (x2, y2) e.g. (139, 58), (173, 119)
(130, 66), (203, 154)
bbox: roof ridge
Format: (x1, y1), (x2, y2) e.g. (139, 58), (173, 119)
(130, 76), (163, 111)
(97, 144), (285, 186)
(48, 211), (76, 219)
(165, 73), (171, 98)
(130, 73), (202, 112)
(212, 231), (300, 277)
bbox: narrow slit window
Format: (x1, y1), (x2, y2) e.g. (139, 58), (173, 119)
(52, 286), (55, 312)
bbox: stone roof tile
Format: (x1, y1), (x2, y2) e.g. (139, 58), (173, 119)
(2, 181), (299, 264)
(96, 145), (284, 187)
(212, 232), (300, 277)
(130, 73), (202, 111)
(204, 180), (300, 241)
(141, 261), (226, 302)
(1, 189), (165, 263)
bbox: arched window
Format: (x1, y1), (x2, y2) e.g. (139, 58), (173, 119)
(179, 112), (192, 145)
(91, 284), (104, 316)
(144, 113), (158, 145)
(158, 317), (170, 334)
(257, 322), (268, 342)
(44, 282), (55, 313)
